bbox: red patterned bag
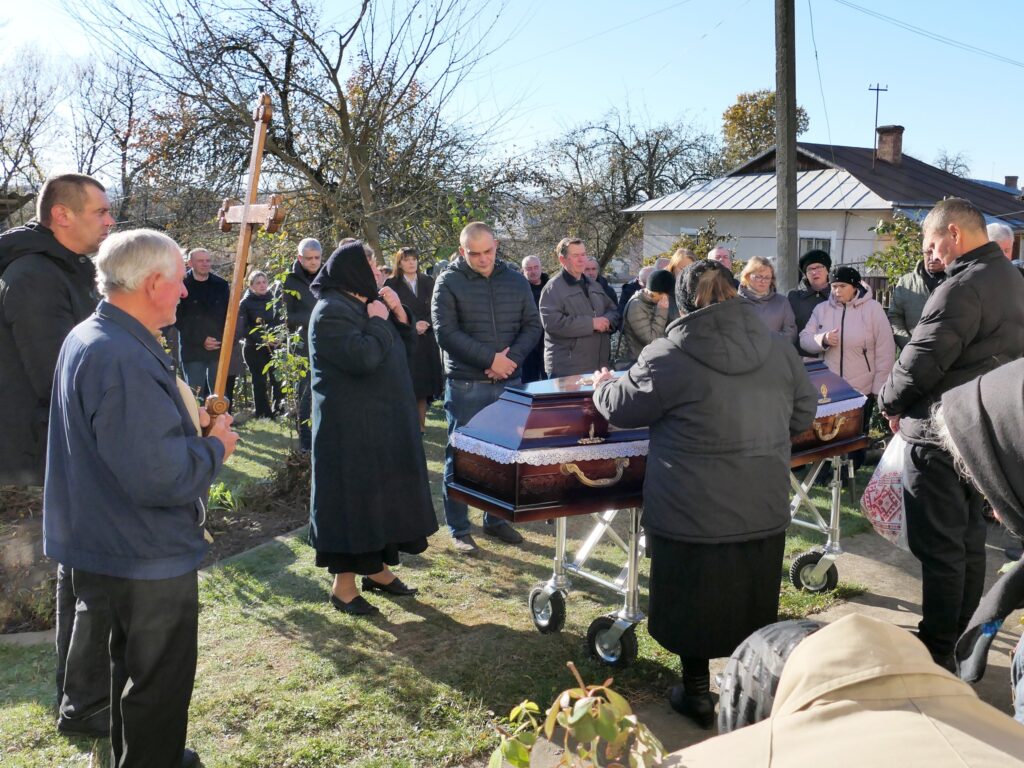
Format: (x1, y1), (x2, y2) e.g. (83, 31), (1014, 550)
(860, 434), (910, 551)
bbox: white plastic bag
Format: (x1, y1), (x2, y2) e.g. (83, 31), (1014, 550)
(860, 433), (910, 551)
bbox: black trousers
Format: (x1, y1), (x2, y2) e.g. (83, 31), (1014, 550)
(74, 569), (199, 768)
(243, 344), (281, 418)
(296, 371), (312, 451)
(55, 564), (111, 727)
(903, 440), (987, 658)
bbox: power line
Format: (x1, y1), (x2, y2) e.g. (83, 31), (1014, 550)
(474, 0), (699, 80)
(833, 0), (1024, 70)
(806, 0), (834, 164)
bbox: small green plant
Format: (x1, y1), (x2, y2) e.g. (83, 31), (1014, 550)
(866, 214), (922, 286)
(208, 482), (237, 513)
(491, 662), (666, 768)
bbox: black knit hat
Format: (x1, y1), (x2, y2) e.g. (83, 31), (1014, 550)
(828, 265), (861, 286)
(646, 268), (675, 295)
(799, 249), (832, 274)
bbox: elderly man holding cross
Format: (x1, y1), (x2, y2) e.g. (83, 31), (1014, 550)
(45, 229), (238, 768)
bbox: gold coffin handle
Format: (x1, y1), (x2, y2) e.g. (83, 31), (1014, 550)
(813, 414), (848, 442)
(560, 458), (630, 488)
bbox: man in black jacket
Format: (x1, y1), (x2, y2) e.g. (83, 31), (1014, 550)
(175, 248), (230, 399)
(282, 237), (322, 450)
(880, 197), (1024, 670)
(432, 222), (542, 553)
(0, 173), (115, 737)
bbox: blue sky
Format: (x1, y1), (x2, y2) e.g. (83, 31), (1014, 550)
(5, 0), (1023, 187)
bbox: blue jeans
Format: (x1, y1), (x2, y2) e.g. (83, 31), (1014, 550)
(182, 359), (219, 399)
(442, 377), (520, 537)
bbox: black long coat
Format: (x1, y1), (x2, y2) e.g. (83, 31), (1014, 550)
(384, 272), (443, 399)
(307, 289), (438, 554)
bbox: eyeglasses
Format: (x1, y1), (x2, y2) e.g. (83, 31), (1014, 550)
(750, 274), (773, 282)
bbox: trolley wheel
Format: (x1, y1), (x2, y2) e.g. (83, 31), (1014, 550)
(586, 615), (638, 668)
(789, 551), (839, 593)
(529, 586), (566, 634)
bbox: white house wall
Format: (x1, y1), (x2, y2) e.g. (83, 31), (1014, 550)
(641, 208), (892, 266)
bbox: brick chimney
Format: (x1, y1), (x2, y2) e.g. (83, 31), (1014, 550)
(1005, 175), (1019, 189)
(875, 125), (904, 166)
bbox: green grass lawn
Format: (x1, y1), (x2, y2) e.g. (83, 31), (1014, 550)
(0, 406), (874, 767)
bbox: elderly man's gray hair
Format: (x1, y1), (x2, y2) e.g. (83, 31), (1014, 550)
(521, 255), (541, 268)
(297, 237), (322, 255)
(987, 222), (1013, 243)
(96, 229), (181, 298)
(638, 265), (655, 285)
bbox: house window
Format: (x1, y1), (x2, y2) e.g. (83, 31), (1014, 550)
(798, 230), (835, 255)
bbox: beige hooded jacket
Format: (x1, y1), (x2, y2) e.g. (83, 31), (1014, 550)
(665, 614), (1024, 767)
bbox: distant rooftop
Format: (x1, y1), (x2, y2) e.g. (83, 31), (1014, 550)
(627, 141), (1024, 229)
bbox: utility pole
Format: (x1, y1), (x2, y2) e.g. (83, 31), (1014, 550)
(775, 0), (798, 293)
(869, 83), (888, 169)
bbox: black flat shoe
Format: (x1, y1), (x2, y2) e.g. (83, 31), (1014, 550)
(329, 593), (379, 615)
(668, 685), (715, 730)
(361, 576), (417, 596)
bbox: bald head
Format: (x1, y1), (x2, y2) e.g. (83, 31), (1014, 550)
(707, 246), (733, 271)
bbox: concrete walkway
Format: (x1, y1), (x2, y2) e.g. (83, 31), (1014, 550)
(492, 523), (1024, 766)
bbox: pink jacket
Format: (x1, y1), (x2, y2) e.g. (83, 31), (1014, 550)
(799, 290), (896, 395)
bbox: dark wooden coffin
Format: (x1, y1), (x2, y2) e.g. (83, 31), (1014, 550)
(790, 360), (871, 467)
(447, 363), (870, 521)
(447, 374), (647, 522)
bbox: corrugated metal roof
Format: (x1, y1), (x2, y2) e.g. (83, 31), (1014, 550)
(625, 169), (889, 213)
(628, 142), (1024, 228)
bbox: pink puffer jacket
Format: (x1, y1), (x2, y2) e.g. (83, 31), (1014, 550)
(799, 289), (896, 395)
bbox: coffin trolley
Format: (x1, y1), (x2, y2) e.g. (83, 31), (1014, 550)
(447, 375), (648, 667)
(786, 360), (870, 592)
(446, 363), (870, 667)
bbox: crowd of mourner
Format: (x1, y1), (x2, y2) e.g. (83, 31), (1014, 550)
(2, 173), (1024, 766)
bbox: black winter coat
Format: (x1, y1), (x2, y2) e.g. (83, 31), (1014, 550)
(787, 279), (830, 354)
(431, 258), (542, 380)
(384, 272), (443, 399)
(237, 288), (282, 351)
(307, 289), (438, 554)
(282, 259), (319, 350)
(0, 223), (98, 485)
(880, 242), (1024, 445)
(593, 298), (817, 544)
(175, 270), (230, 362)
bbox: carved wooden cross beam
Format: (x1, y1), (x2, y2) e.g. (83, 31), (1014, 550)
(206, 93), (287, 419)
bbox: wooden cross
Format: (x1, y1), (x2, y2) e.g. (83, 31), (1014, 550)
(206, 93), (287, 418)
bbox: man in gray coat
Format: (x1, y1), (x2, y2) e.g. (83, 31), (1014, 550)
(887, 251), (945, 350)
(539, 238), (620, 377)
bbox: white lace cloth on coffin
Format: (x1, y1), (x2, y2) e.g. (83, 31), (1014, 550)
(450, 396), (865, 465)
(450, 432), (649, 466)
(816, 395), (867, 418)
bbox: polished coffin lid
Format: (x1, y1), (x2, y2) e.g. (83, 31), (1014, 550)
(453, 372), (647, 453)
(454, 362), (865, 454)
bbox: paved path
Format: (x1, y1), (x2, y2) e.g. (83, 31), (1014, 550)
(487, 523), (1024, 766)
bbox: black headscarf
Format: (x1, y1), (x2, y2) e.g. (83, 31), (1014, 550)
(310, 241), (378, 300)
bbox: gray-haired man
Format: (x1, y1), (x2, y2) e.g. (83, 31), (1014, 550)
(283, 237), (323, 450)
(46, 228), (237, 767)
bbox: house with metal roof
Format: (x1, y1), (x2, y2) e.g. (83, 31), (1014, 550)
(626, 126), (1024, 266)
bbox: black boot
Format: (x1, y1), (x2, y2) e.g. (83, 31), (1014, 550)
(669, 657), (715, 730)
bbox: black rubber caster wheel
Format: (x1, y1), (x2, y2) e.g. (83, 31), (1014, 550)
(789, 550), (839, 593)
(586, 615), (638, 668)
(529, 585), (566, 634)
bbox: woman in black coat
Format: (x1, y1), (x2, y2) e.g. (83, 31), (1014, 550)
(593, 260), (818, 729)
(384, 246), (443, 432)
(307, 241), (439, 616)
(237, 270), (283, 419)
